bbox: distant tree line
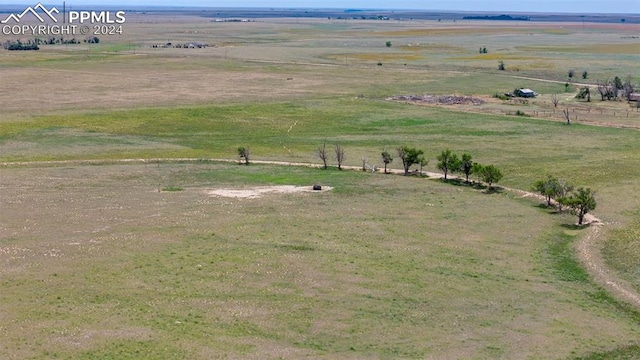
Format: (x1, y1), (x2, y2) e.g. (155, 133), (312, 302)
(594, 75), (635, 102)
(3, 40), (39, 51)
(570, 71), (636, 103)
(463, 14), (530, 21)
(314, 144), (505, 191)
(234, 145), (598, 225)
(3, 36), (100, 50)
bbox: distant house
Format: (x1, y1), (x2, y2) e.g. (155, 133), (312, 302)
(515, 88), (537, 98)
(629, 93), (640, 102)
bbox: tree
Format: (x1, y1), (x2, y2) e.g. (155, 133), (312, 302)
(334, 143), (345, 170)
(597, 79), (616, 101)
(554, 179), (574, 212)
(418, 156), (428, 176)
(396, 146), (424, 175)
(498, 60), (505, 71)
(558, 187), (597, 225)
(562, 108), (571, 125)
(381, 150), (393, 174)
(316, 142), (328, 169)
(532, 175), (572, 208)
(614, 76), (624, 91)
(479, 164), (502, 190)
(568, 69), (575, 81)
(623, 75), (635, 101)
(460, 153), (474, 183)
(533, 176), (558, 207)
(437, 149), (459, 180)
(471, 163), (484, 183)
(551, 93), (560, 108)
(385, 41), (392, 47)
(237, 147), (250, 165)
(575, 86), (590, 102)
(582, 70), (588, 79)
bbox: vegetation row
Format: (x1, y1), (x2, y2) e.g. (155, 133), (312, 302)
(237, 145), (596, 225)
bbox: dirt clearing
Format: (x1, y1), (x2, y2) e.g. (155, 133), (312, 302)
(207, 185), (332, 199)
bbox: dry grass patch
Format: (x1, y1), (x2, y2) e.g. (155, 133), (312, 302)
(374, 26), (524, 37)
(456, 53), (542, 61)
(326, 52), (421, 62)
(517, 43), (640, 54)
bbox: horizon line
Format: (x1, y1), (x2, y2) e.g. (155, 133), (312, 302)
(0, 3), (638, 16)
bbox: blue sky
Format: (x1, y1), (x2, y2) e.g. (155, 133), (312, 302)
(4, 1), (640, 14)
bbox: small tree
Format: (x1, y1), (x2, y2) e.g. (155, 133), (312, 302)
(575, 87), (590, 102)
(472, 163), (484, 183)
(460, 153), (474, 183)
(568, 69), (575, 81)
(479, 164), (502, 190)
(559, 187), (597, 225)
(614, 76), (624, 91)
(562, 108), (571, 125)
(498, 60), (505, 71)
(334, 143), (345, 170)
(551, 93), (560, 108)
(237, 147), (250, 165)
(582, 70), (588, 79)
(437, 149), (459, 180)
(381, 150), (393, 174)
(623, 75), (635, 101)
(418, 156), (428, 176)
(533, 175), (573, 207)
(396, 146), (424, 175)
(385, 41), (392, 47)
(533, 176), (557, 207)
(554, 179), (574, 212)
(597, 79), (616, 101)
(316, 142), (328, 169)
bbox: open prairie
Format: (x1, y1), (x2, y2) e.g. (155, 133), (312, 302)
(2, 10), (640, 359)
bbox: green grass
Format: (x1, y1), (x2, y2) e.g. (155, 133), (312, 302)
(604, 218), (640, 283)
(571, 346), (640, 360)
(3, 163), (639, 359)
(546, 230), (590, 282)
(2, 99), (639, 195)
(161, 186), (184, 191)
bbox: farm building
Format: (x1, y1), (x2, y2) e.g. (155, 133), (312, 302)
(515, 88), (537, 98)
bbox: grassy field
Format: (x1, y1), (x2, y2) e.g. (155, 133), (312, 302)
(2, 163), (640, 359)
(2, 12), (640, 359)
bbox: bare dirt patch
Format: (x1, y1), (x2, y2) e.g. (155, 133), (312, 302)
(389, 94), (485, 105)
(207, 185), (332, 199)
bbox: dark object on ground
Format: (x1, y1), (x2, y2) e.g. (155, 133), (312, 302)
(313, 185), (322, 191)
